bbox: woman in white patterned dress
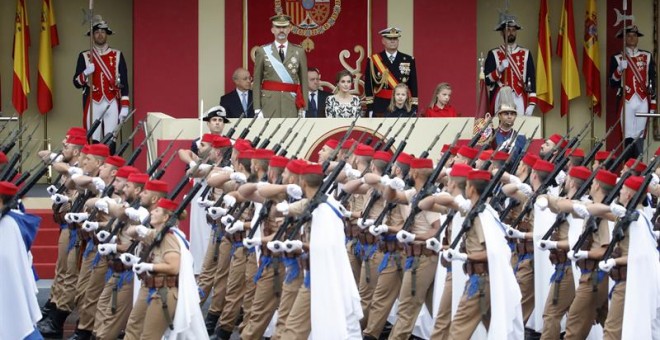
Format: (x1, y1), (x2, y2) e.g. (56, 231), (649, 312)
(325, 70), (362, 118)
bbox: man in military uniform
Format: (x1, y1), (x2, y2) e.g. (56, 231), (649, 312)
(73, 15), (130, 142)
(490, 87), (527, 156)
(253, 15), (308, 118)
(365, 27), (418, 117)
(609, 24), (657, 160)
(484, 12), (536, 116)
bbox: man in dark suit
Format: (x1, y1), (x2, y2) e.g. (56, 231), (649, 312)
(305, 67), (331, 118)
(220, 68), (255, 118)
(364, 27), (418, 117)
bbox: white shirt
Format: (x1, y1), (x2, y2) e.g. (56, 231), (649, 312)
(386, 51), (397, 62)
(274, 41), (288, 58)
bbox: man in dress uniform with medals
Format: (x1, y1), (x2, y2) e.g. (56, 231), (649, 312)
(365, 27), (418, 117)
(484, 12), (536, 117)
(73, 15), (130, 142)
(253, 15), (308, 118)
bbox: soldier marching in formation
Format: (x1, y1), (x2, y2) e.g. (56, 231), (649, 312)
(6, 10), (660, 340)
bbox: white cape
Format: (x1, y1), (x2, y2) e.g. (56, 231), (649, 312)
(190, 179), (212, 274)
(481, 205), (524, 339)
(621, 210), (660, 340)
(0, 215), (42, 340)
(530, 205), (556, 332)
(164, 228), (209, 340)
(310, 197), (363, 339)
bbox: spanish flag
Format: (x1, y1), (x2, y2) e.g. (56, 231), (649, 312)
(536, 0), (554, 113)
(12, 0), (30, 115)
(557, 0), (581, 117)
(582, 0), (601, 116)
(37, 0), (59, 114)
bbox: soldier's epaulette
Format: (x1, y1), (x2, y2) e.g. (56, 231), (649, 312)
(290, 43), (303, 48)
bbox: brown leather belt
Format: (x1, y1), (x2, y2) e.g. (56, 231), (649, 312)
(226, 230), (245, 243)
(260, 245), (282, 257)
(357, 232), (379, 245)
(404, 243), (436, 257)
(349, 225), (361, 238)
(109, 259), (127, 272)
(609, 265), (627, 281)
(549, 249), (568, 264)
(515, 240), (535, 256)
(143, 275), (178, 288)
(379, 240), (401, 253)
(465, 261), (489, 275)
(576, 258), (598, 272)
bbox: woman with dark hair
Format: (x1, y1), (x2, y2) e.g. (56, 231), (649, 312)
(325, 70), (362, 118)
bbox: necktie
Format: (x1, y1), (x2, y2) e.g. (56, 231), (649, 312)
(389, 54), (395, 63)
(309, 93), (317, 117)
(279, 45), (285, 61)
(241, 92), (248, 113)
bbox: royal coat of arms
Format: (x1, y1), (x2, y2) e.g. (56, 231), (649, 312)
(275, 0), (341, 52)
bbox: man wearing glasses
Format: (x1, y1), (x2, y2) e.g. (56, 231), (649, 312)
(221, 68), (255, 118)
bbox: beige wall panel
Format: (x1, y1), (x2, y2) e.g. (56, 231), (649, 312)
(199, 0), (225, 109)
(387, 0), (414, 55)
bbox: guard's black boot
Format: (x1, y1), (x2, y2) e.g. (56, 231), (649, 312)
(40, 299), (56, 320)
(38, 308), (70, 339)
(214, 327), (233, 340)
(67, 329), (92, 340)
(363, 335), (378, 340)
(205, 312), (220, 335)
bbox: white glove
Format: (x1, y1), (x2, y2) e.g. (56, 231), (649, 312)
(125, 207), (148, 223)
(276, 201), (290, 215)
(220, 215), (235, 226)
(283, 240), (303, 253)
(188, 160), (198, 169)
(443, 167), (452, 176)
(91, 177), (106, 192)
(223, 195), (237, 208)
(267, 240), (285, 253)
(369, 224), (388, 236)
(225, 220), (245, 234)
(345, 167), (361, 180)
(396, 230), (416, 243)
(497, 59), (510, 73)
(230, 172), (247, 184)
(132, 262), (154, 275)
(68, 166), (83, 177)
(119, 107), (130, 121)
(64, 213), (75, 224)
(256, 181), (269, 190)
(71, 213), (90, 223)
(426, 238), (442, 253)
(573, 203), (590, 219)
(524, 105), (535, 116)
(96, 230), (111, 242)
(83, 63), (95, 76)
(286, 184), (303, 200)
(653, 230), (660, 240)
(517, 183), (533, 198)
(506, 226), (526, 239)
(337, 204), (352, 218)
(120, 253), (140, 266)
(567, 250), (589, 261)
(610, 202), (627, 218)
(82, 220), (99, 232)
(555, 171), (567, 186)
(537, 240), (558, 250)
(380, 175), (391, 186)
(243, 237), (261, 249)
(652, 173), (660, 187)
(196, 197), (215, 208)
(454, 194), (472, 213)
(46, 185), (58, 195)
(255, 109), (264, 119)
(197, 163), (213, 173)
(49, 153), (64, 163)
(535, 196), (549, 210)
(357, 218), (374, 230)
(98, 243), (117, 256)
(617, 60), (628, 73)
(389, 177), (405, 191)
(51, 194), (69, 204)
(508, 175), (522, 185)
(221, 166), (234, 173)
(207, 207), (228, 220)
(433, 190), (451, 198)
(135, 225), (150, 238)
(598, 259), (616, 272)
(444, 249), (468, 262)
(95, 199), (110, 213)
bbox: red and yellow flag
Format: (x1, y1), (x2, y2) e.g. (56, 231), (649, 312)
(37, 0), (60, 114)
(536, 0), (554, 114)
(557, 0), (581, 117)
(582, 0), (601, 116)
(12, 0), (31, 114)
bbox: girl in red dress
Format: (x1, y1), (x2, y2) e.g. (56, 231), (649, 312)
(422, 82), (458, 117)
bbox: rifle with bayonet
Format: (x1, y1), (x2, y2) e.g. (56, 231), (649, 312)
(100, 109), (137, 146)
(251, 116), (273, 147)
(115, 121), (144, 157)
(240, 113), (260, 140)
(322, 115), (360, 172)
(258, 119), (285, 149)
(553, 117), (593, 165)
(125, 120), (162, 166)
(278, 121), (307, 157)
(291, 123), (314, 159)
(380, 115), (410, 152)
(373, 113), (403, 150)
(272, 117), (302, 154)
(365, 121), (384, 146)
(418, 125), (447, 159)
(151, 147), (180, 180)
(224, 112), (246, 139)
(86, 104), (111, 141)
(581, 115), (621, 167)
(145, 130), (183, 176)
(0, 112), (17, 135)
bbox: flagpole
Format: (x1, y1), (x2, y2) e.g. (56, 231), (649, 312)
(621, 0), (627, 138)
(44, 112), (49, 182)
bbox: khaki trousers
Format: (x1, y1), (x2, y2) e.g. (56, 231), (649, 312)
(78, 255), (109, 330)
(124, 286), (177, 340)
(272, 264), (304, 340)
(73, 245), (97, 309)
(347, 240), (362, 286)
(359, 248), (384, 328)
(55, 233), (81, 312)
(240, 257), (285, 340)
(449, 274), (492, 339)
(93, 271), (134, 340)
(430, 270), (452, 340)
(388, 254), (437, 340)
(363, 251), (403, 338)
(197, 229), (220, 304)
(516, 258), (535, 323)
(603, 281), (626, 340)
(564, 273), (609, 340)
(281, 285), (311, 339)
(50, 228), (70, 301)
(238, 251), (258, 332)
(208, 238), (232, 315)
(217, 245), (249, 332)
(540, 265), (575, 340)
